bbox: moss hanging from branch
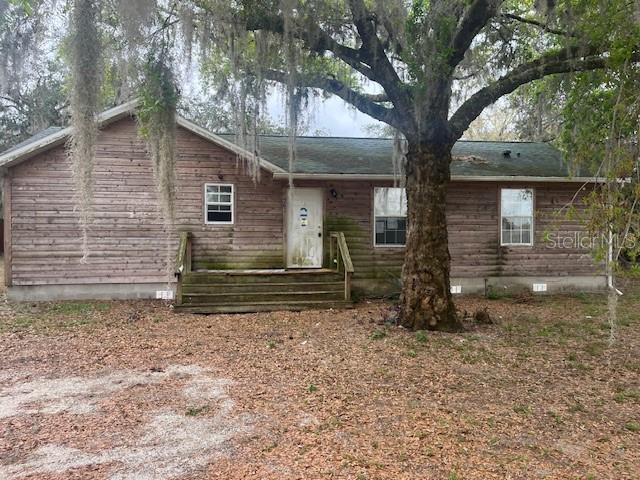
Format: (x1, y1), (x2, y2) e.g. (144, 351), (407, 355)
(137, 56), (179, 224)
(115, 0), (156, 46)
(67, 0), (102, 262)
(137, 55), (179, 284)
(392, 129), (407, 187)
(184, 1), (306, 185)
(225, 21), (268, 183)
(281, 0), (299, 190)
(178, 4), (195, 66)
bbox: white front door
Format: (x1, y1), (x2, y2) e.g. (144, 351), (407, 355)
(287, 188), (323, 268)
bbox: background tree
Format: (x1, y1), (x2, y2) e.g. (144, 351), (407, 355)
(0, 62), (67, 150)
(0, 1), (67, 149)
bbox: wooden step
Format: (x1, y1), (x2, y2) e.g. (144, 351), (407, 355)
(181, 281), (344, 295)
(175, 300), (353, 314)
(183, 270), (343, 285)
(177, 268), (351, 313)
(182, 290), (345, 304)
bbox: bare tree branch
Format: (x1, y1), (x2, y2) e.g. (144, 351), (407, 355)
(449, 46), (640, 139)
(262, 68), (400, 128)
(347, 0), (412, 116)
(449, 0), (503, 70)
(499, 13), (574, 37)
(362, 92), (389, 103)
(243, 12), (379, 88)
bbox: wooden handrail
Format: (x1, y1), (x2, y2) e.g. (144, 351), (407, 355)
(175, 232), (192, 306)
(175, 231), (192, 276)
(329, 231), (354, 301)
(330, 232), (354, 272)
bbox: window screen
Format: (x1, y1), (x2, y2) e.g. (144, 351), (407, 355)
(205, 184), (234, 224)
(501, 188), (533, 245)
(374, 187), (407, 246)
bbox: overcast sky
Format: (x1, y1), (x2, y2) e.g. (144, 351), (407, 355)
(264, 89), (386, 137)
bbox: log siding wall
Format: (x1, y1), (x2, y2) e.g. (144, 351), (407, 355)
(8, 118), (284, 286)
(297, 179), (601, 293)
(6, 116), (600, 293)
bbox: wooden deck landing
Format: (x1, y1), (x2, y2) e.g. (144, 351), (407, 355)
(176, 269), (351, 313)
(174, 232), (355, 314)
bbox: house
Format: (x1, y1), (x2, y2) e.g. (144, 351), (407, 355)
(0, 100), (605, 311)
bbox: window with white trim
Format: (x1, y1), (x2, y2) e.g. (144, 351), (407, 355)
(374, 187), (407, 246)
(500, 188), (533, 245)
(205, 184), (234, 224)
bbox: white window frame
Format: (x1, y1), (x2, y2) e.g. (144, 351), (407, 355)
(373, 187), (407, 248)
(500, 188), (534, 246)
(204, 183), (234, 225)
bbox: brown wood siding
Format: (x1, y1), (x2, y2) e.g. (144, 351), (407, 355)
(4, 172), (12, 286)
(8, 116), (599, 289)
(498, 183), (598, 276)
(9, 118), (284, 286)
(293, 179), (600, 289)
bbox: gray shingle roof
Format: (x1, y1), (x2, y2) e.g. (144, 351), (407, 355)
(1, 113), (589, 179)
(2, 127), (64, 155)
(220, 135), (585, 177)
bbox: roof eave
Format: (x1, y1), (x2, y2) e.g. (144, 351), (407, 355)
(0, 99), (140, 169)
(271, 172), (605, 183)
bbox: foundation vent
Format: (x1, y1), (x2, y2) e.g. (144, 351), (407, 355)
(532, 283), (548, 293)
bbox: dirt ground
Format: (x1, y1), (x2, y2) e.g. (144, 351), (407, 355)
(0, 279), (638, 479)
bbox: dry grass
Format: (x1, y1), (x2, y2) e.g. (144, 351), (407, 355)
(0, 283), (639, 479)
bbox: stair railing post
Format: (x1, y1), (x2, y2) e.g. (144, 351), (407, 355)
(344, 270), (352, 301)
(186, 232), (192, 273)
(329, 235), (334, 271)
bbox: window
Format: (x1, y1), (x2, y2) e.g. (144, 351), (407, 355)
(205, 184), (234, 224)
(374, 187), (407, 246)
(501, 188), (533, 245)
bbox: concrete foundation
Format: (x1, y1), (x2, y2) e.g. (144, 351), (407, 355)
(7, 283), (176, 302)
(353, 275), (608, 298)
(451, 275), (608, 296)
(7, 275), (607, 302)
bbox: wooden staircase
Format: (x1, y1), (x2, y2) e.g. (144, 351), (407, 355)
(174, 232), (354, 313)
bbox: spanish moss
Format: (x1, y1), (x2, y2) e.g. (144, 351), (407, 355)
(115, 0), (156, 46)
(67, 0), (102, 262)
(282, 0), (299, 191)
(392, 129), (407, 187)
(137, 56), (179, 282)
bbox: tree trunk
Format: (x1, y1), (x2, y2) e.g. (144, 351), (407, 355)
(400, 142), (461, 331)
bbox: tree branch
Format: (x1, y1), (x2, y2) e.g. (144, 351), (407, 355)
(449, 0), (502, 70)
(347, 0), (412, 115)
(235, 2), (410, 129)
(362, 92), (389, 103)
(500, 13), (576, 37)
(499, 13), (574, 37)
(374, 13), (404, 56)
(449, 46), (639, 139)
(243, 12), (378, 87)
(263, 68), (401, 128)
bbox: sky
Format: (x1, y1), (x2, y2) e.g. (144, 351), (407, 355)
(264, 88), (386, 137)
